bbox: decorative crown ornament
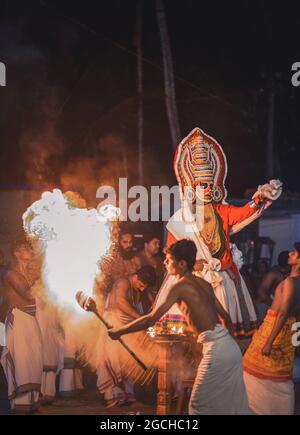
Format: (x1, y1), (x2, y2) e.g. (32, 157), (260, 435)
(174, 127), (228, 204)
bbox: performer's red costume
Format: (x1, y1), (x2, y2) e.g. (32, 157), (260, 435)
(158, 128), (282, 337)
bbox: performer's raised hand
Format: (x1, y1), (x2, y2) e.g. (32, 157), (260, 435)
(263, 199), (273, 210)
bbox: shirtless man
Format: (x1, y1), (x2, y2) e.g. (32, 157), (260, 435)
(243, 242), (300, 414)
(0, 240), (43, 414)
(109, 239), (251, 415)
(96, 265), (157, 407)
(257, 251), (290, 306)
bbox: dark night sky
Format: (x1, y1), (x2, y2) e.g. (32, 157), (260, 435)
(0, 0), (300, 203)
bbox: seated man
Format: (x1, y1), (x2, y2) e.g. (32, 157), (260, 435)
(96, 265), (156, 407)
(0, 240), (43, 414)
(243, 242), (300, 415)
(109, 239), (251, 415)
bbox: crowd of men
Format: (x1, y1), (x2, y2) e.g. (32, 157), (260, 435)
(0, 228), (165, 413)
(1, 225), (300, 415)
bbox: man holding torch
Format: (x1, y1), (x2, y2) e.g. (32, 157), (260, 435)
(109, 239), (251, 415)
(94, 265), (157, 407)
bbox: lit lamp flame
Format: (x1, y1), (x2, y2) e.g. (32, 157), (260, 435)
(147, 320), (185, 337)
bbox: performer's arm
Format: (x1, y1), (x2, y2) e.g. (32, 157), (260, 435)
(226, 196), (266, 228)
(225, 196), (271, 227)
(262, 278), (294, 356)
(109, 284), (179, 339)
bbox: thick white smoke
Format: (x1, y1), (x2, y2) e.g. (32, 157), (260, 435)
(23, 189), (118, 314)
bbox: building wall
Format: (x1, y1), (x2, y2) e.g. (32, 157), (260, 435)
(259, 213), (300, 265)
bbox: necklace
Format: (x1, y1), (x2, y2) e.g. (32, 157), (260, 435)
(200, 204), (218, 245)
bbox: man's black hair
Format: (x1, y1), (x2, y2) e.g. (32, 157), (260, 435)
(135, 265), (157, 287)
(165, 239), (197, 271)
(277, 251), (289, 268)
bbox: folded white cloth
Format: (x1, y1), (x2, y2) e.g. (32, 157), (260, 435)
(243, 371), (294, 415)
(189, 324), (251, 415)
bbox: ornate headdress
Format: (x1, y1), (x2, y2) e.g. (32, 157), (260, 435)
(174, 127), (228, 203)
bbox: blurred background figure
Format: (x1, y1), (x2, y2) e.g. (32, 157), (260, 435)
(1, 240), (43, 414)
(137, 232), (165, 314)
(0, 248), (9, 414)
(255, 251), (290, 325)
(0, 248), (8, 346)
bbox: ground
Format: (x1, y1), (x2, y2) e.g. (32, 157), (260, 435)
(1, 369), (300, 415)
(0, 389), (158, 416)
(0, 367), (160, 415)
(40, 393), (156, 416)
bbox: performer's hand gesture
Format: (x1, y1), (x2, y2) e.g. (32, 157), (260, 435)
(263, 199), (273, 210)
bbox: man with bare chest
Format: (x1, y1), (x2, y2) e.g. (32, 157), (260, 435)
(243, 242), (300, 415)
(96, 265), (157, 407)
(257, 251), (290, 307)
(109, 239), (251, 415)
(0, 240), (43, 414)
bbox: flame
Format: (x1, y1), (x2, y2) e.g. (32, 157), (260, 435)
(147, 324), (185, 337)
(177, 326), (184, 334)
(23, 189), (119, 313)
(147, 327), (156, 338)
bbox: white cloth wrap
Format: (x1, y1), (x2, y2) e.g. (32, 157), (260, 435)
(189, 324), (251, 415)
(243, 371), (294, 415)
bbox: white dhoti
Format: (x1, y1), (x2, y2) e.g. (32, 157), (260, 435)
(58, 323), (83, 397)
(36, 299), (59, 404)
(0, 306), (43, 413)
(243, 371), (294, 415)
(96, 311), (136, 407)
(189, 324), (251, 415)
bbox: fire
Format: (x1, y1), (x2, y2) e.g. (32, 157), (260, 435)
(147, 323), (185, 337)
(23, 189), (119, 313)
